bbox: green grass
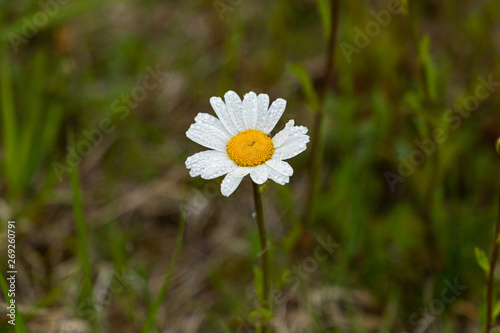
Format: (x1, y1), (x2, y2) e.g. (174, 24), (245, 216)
(141, 203), (185, 333)
(68, 143), (99, 332)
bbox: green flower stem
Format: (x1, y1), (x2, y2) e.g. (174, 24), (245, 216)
(486, 190), (500, 333)
(252, 181), (270, 332)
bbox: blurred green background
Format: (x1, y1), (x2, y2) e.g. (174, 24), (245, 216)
(1, 0), (500, 332)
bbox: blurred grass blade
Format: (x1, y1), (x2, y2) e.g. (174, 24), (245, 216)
(0, 271), (28, 332)
(253, 267), (264, 304)
(141, 204), (186, 333)
(494, 299), (500, 318)
(289, 63), (319, 111)
(474, 247), (490, 276)
(106, 219), (128, 274)
(418, 35), (438, 101)
(1, 57), (19, 195)
(424, 60), (438, 102)
(400, 0), (409, 16)
(418, 35), (430, 65)
(68, 143), (98, 331)
(316, 0), (331, 40)
(36, 105), (63, 172)
(18, 50), (45, 187)
(216, 317), (232, 333)
(1, 51), (63, 198)
(69, 162), (93, 295)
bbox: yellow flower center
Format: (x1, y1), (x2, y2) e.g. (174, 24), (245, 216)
(227, 129), (274, 167)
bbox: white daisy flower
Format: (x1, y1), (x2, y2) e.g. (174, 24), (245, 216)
(185, 91), (310, 197)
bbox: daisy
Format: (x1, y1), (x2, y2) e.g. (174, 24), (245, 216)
(185, 91), (309, 197)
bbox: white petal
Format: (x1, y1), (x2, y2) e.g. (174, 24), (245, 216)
(278, 125), (309, 151)
(261, 98), (287, 134)
(186, 150), (230, 178)
(274, 135), (310, 160)
(266, 166), (289, 185)
(221, 167), (250, 197)
(255, 93), (270, 131)
(210, 97), (238, 136)
(242, 92), (258, 130)
(288, 125), (308, 137)
(266, 159), (293, 177)
(224, 91), (245, 132)
(200, 155), (236, 180)
(195, 113), (232, 142)
(272, 120), (295, 147)
(186, 123), (227, 151)
(250, 164), (269, 184)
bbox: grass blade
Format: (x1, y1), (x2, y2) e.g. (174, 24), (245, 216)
(141, 208), (185, 333)
(69, 159), (93, 296)
(1, 57), (19, 196)
(68, 143), (99, 331)
(316, 0), (332, 40)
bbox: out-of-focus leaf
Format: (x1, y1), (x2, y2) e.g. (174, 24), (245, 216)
(418, 35), (431, 65)
(400, 0), (409, 16)
(253, 267), (264, 303)
(418, 35), (438, 101)
(424, 60), (438, 102)
(474, 247), (490, 275)
(289, 63), (320, 111)
(1, 57), (19, 194)
(315, 0), (331, 40)
(494, 299), (500, 318)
